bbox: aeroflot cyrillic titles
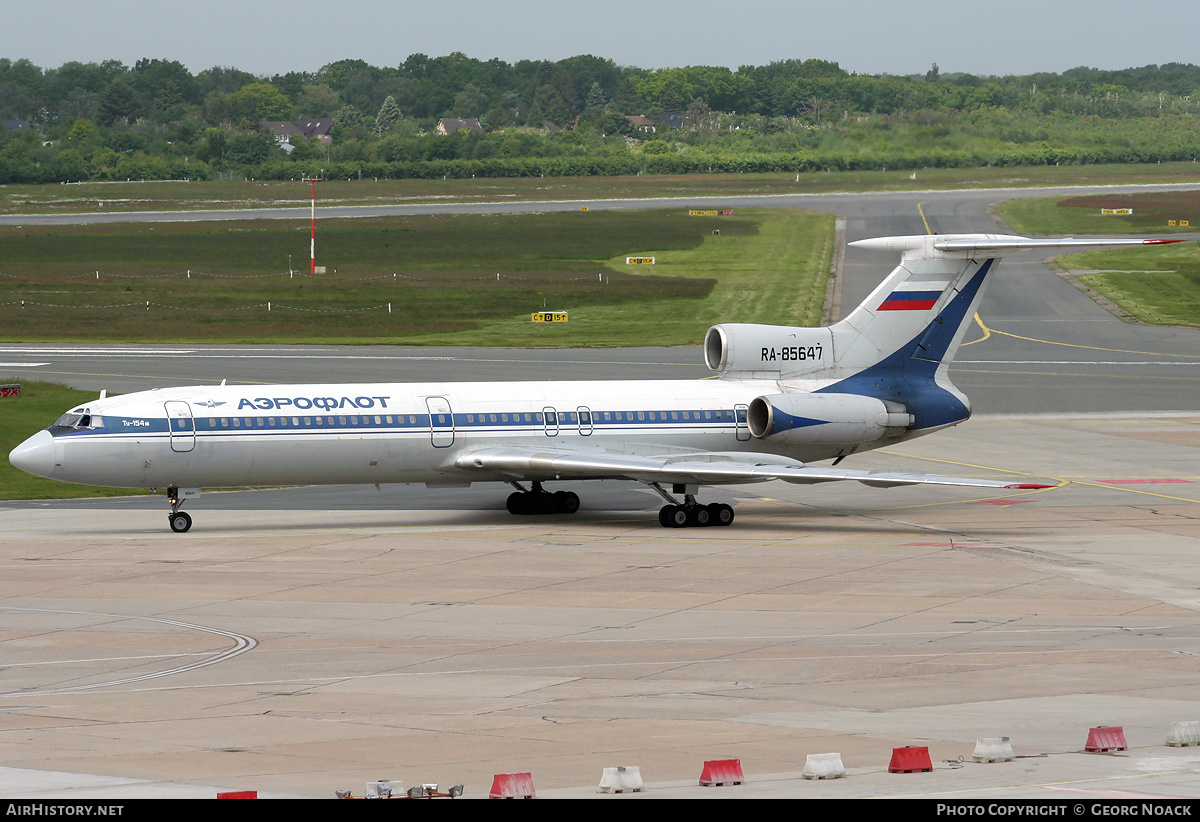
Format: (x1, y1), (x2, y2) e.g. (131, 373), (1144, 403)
(10, 233), (1180, 532)
(237, 395), (393, 411)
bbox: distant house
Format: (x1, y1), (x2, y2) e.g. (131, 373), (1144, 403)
(658, 113), (685, 130)
(624, 114), (656, 133)
(1, 119), (31, 133)
(436, 117), (483, 135)
(296, 118), (333, 144)
(542, 120), (562, 133)
(260, 119), (331, 150)
(261, 120), (301, 145)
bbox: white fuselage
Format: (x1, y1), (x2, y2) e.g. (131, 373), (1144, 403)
(32, 377), (911, 491)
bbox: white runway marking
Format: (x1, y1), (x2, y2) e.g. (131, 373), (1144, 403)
(0, 606), (257, 696)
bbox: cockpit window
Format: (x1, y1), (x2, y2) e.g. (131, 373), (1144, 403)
(53, 412), (103, 430)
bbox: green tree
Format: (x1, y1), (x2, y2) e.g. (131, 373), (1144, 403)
(452, 83), (489, 118)
(97, 77), (142, 125)
(65, 117), (97, 145)
(374, 95), (401, 135)
(229, 82), (293, 121)
(296, 83), (340, 116)
(132, 58), (199, 112)
(227, 132), (272, 165)
(333, 104), (365, 132)
(0, 81), (32, 119)
(525, 84), (570, 126)
(585, 82), (608, 111)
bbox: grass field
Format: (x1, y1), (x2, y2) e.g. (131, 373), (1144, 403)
(5, 162), (1200, 215)
(1053, 243), (1200, 328)
(0, 208), (833, 346)
(996, 189), (1200, 235)
(994, 190), (1200, 328)
(0, 381), (141, 500)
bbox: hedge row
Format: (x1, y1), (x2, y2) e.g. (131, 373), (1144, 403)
(5, 142), (1200, 185)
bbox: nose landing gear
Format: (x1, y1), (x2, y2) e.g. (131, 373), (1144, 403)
(169, 510), (193, 533)
(166, 486), (196, 533)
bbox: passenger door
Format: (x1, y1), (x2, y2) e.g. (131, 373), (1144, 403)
(425, 396), (455, 447)
(164, 401), (196, 453)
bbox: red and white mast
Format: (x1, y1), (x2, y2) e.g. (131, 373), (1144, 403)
(303, 176), (323, 275)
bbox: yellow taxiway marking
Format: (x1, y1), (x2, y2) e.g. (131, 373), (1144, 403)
(887, 450), (1200, 505)
(969, 313), (1200, 359)
(917, 201), (932, 233)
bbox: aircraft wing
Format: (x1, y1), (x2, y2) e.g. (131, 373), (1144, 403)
(454, 447), (1050, 490)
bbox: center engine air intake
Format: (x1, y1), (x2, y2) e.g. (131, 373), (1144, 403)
(705, 323), (835, 377)
(747, 393), (913, 445)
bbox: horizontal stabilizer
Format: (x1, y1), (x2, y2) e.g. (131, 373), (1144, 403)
(849, 234), (1185, 259)
(933, 237), (1184, 253)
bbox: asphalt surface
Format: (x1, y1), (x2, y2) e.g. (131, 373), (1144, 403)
(2, 182), (1198, 412)
(2, 184), (1200, 801)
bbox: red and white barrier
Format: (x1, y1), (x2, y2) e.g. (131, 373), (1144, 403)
(888, 746), (932, 773)
(699, 759), (744, 786)
(489, 772), (535, 799)
(1085, 725), (1127, 752)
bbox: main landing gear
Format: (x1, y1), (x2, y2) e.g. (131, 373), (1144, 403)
(658, 501), (734, 528)
(506, 482), (580, 516)
(651, 483), (734, 528)
(167, 486), (192, 533)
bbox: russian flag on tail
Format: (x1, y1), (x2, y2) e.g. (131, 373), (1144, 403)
(877, 285), (946, 311)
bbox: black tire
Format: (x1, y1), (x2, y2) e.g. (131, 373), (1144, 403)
(691, 506), (711, 527)
(555, 491), (580, 514)
(659, 505), (674, 527)
(712, 503), (734, 526)
(506, 492), (527, 515)
(668, 505), (689, 528)
(169, 511), (192, 533)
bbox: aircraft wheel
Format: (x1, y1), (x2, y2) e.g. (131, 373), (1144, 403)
(506, 492), (528, 515)
(664, 505), (689, 528)
(710, 503), (734, 526)
(169, 511), (192, 533)
(555, 491), (580, 514)
(690, 506), (711, 527)
(658, 505), (674, 527)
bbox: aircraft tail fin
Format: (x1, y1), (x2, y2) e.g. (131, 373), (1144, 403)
(705, 234), (1182, 431)
(833, 234), (1180, 375)
(825, 234), (1181, 430)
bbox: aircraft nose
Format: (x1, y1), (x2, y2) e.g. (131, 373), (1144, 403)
(9, 430), (56, 479)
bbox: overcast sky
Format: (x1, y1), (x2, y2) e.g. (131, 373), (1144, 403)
(5, 0), (1200, 78)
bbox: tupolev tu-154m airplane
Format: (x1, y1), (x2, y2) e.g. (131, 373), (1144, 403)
(9, 233), (1180, 533)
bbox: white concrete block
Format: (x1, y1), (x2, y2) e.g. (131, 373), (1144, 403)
(973, 737), (1015, 763)
(801, 752), (846, 779)
(598, 766), (643, 793)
